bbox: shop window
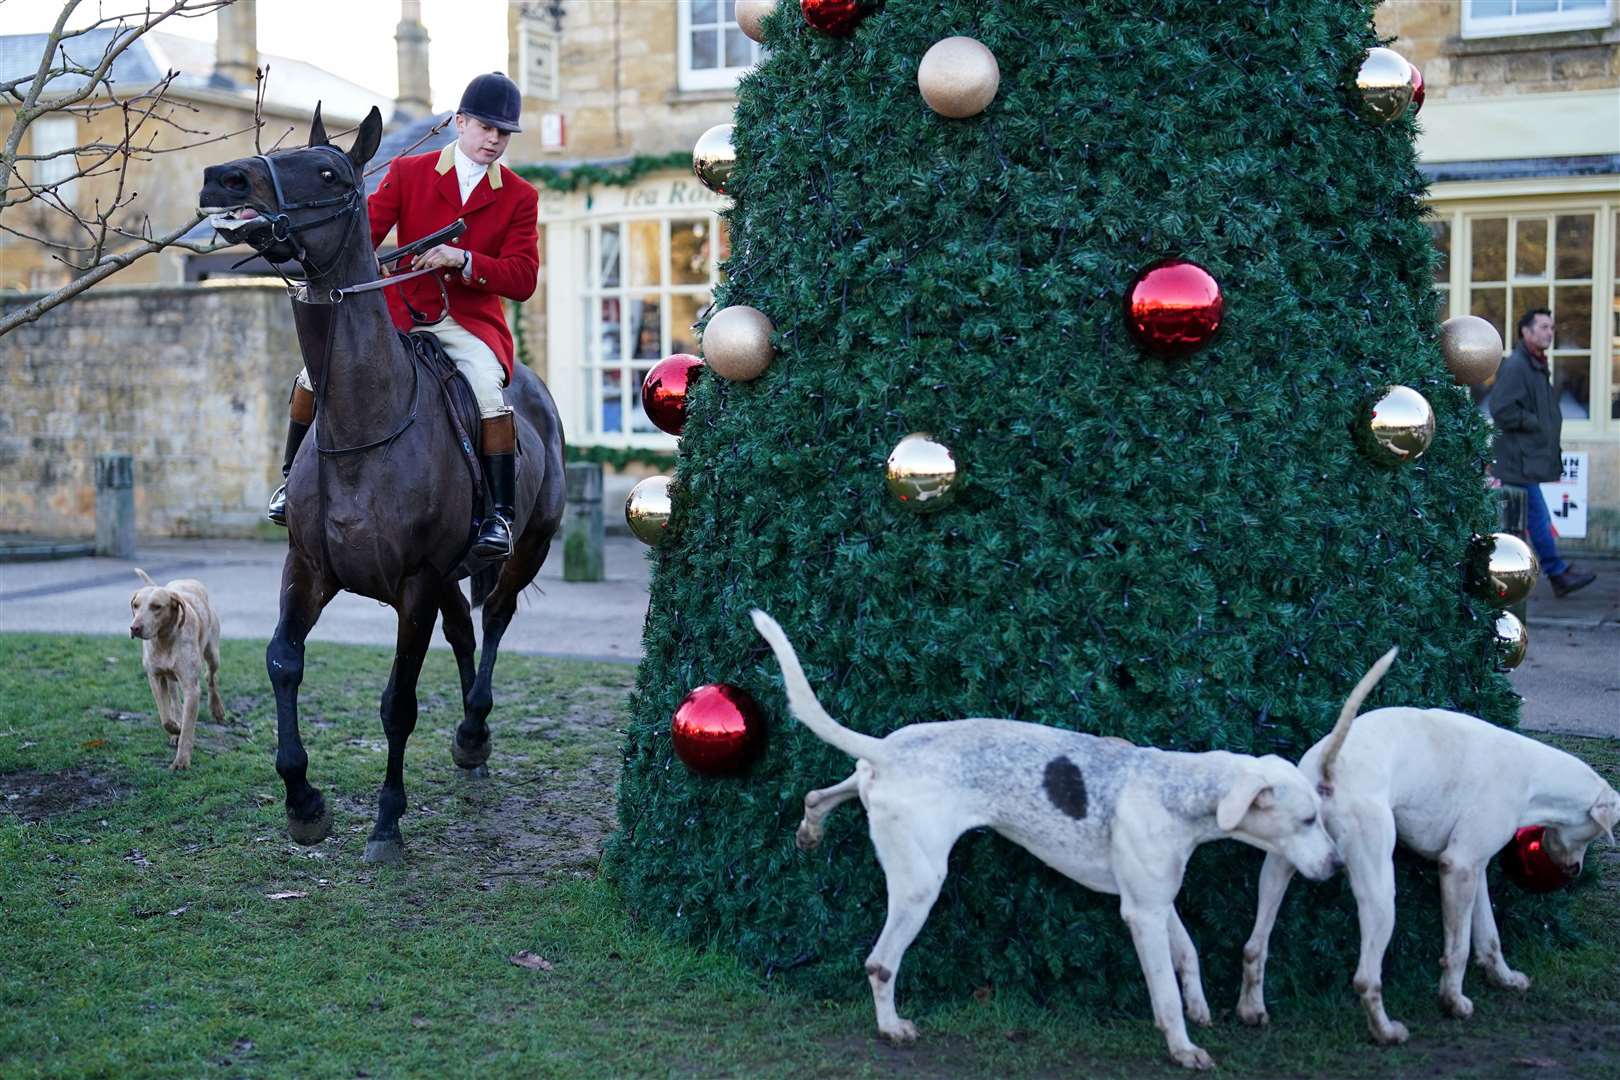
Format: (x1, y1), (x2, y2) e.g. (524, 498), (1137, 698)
(580, 216), (728, 439)
(678, 0), (761, 91)
(1467, 211), (1597, 422)
(1462, 0), (1613, 39)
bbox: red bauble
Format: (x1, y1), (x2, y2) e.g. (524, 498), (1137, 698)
(642, 353), (704, 436)
(1409, 64), (1425, 114)
(1501, 826), (1576, 894)
(801, 0), (873, 37)
(671, 684), (766, 777)
(1124, 259), (1224, 357)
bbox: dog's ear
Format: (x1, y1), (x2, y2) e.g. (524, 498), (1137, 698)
(1593, 790), (1620, 845)
(170, 594), (187, 630)
(1218, 773), (1274, 832)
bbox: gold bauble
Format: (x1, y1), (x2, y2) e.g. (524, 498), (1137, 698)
(736, 0), (775, 44)
(692, 124), (736, 195)
(702, 305), (776, 381)
(1440, 315), (1504, 387)
(625, 476), (673, 546)
(1360, 385), (1435, 466)
(1468, 532), (1540, 607)
(885, 433), (959, 512)
(1493, 611), (1529, 670)
(917, 36), (1001, 119)
(1354, 47), (1414, 125)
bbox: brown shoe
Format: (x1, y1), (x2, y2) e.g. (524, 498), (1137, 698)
(1549, 567), (1596, 598)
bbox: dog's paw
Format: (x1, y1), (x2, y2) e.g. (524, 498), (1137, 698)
(168, 756), (191, 771)
(1236, 1000), (1268, 1027)
(1370, 1020), (1409, 1045)
(1170, 1045), (1215, 1071)
(1488, 968), (1530, 992)
(795, 820), (822, 852)
(879, 1020), (918, 1045)
(1440, 991), (1473, 1020)
(1185, 998), (1213, 1028)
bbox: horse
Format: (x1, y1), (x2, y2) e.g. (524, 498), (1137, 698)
(198, 106), (566, 864)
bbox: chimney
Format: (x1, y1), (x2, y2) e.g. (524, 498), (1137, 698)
(394, 0), (432, 122)
(213, 0), (258, 87)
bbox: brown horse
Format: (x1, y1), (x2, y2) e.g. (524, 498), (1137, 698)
(198, 107), (565, 863)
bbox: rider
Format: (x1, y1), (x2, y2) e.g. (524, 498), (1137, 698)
(269, 72), (540, 561)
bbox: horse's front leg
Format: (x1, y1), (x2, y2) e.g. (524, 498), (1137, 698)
(453, 537), (552, 772)
(269, 553), (335, 844)
(364, 574), (440, 865)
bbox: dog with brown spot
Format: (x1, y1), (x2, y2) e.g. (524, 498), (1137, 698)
(129, 569), (225, 770)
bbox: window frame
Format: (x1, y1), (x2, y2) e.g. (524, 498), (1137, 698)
(1460, 0), (1614, 40)
(30, 115), (79, 207)
(677, 0), (760, 92)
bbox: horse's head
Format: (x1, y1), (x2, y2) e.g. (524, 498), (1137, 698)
(199, 104), (383, 273)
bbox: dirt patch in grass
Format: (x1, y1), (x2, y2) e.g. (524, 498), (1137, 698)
(0, 766), (123, 823)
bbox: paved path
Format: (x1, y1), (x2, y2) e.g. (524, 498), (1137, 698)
(2, 540), (1614, 737)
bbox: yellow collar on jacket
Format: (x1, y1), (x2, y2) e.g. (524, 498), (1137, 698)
(434, 143), (503, 189)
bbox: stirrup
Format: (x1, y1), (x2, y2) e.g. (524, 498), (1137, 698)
(267, 483), (289, 526)
(472, 515), (513, 560)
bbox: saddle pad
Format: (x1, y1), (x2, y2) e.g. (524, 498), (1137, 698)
(403, 330), (484, 505)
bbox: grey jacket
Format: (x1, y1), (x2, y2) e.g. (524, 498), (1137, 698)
(1488, 343), (1563, 486)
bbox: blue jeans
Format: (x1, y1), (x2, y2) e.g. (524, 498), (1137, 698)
(1524, 483), (1569, 578)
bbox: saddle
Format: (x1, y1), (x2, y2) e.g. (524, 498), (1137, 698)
(401, 330), (493, 578)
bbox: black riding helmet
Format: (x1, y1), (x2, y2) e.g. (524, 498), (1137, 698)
(458, 72), (522, 134)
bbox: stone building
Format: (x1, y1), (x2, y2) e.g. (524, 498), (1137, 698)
(507, 0), (1619, 548)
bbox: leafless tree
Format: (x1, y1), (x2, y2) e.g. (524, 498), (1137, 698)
(1, 0), (262, 336)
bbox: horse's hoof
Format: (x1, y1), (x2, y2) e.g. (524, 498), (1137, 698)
(362, 837), (405, 865)
(286, 801), (332, 846)
(455, 763), (491, 781)
(450, 734), (491, 769)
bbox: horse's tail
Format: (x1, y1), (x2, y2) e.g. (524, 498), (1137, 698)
(470, 566), (499, 609)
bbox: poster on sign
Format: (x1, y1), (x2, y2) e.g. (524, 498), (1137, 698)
(1540, 452), (1587, 539)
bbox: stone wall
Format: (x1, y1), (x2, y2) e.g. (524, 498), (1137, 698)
(0, 282), (300, 538)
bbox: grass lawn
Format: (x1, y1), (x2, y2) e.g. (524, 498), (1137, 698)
(2, 633), (1616, 1078)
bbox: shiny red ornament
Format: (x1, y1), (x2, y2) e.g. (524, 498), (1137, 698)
(1409, 64), (1425, 114)
(1124, 259), (1225, 357)
(1500, 826), (1576, 894)
(801, 0), (874, 37)
(641, 353), (704, 436)
(671, 683), (767, 777)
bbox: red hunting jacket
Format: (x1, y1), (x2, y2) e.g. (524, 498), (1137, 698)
(367, 145), (540, 379)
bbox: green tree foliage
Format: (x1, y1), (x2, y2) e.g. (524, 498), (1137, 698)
(609, 0), (1540, 1006)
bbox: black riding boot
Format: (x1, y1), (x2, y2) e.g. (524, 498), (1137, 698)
(267, 383), (316, 526)
(472, 412), (516, 560)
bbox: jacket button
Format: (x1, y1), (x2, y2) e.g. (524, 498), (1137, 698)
(478, 277), (487, 285)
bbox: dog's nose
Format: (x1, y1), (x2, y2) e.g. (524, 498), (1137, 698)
(129, 626), (140, 638)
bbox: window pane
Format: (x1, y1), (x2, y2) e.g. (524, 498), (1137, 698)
(600, 297), (623, 359)
(1428, 219), (1451, 284)
(1515, 286), (1549, 334)
(1471, 0), (1511, 16)
(601, 368), (625, 435)
(1513, 219), (1547, 279)
(670, 218), (712, 285)
(671, 292), (711, 356)
(1517, 0), (1558, 13)
(1554, 214), (1593, 279)
(691, 28), (718, 69)
(1565, 0), (1608, 10)
(1471, 218), (1506, 281)
(724, 0), (736, 18)
(631, 295), (663, 359)
(1553, 285), (1590, 350)
(1552, 356), (1590, 420)
(631, 365), (660, 433)
(599, 224), (621, 287)
(627, 219), (663, 288)
(1471, 287), (1506, 343)
(691, 0), (718, 24)
(725, 27), (753, 67)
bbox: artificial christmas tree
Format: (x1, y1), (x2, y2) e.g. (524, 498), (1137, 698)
(609, 0), (1541, 1010)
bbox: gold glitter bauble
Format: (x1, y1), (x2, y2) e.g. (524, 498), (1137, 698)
(1494, 611), (1529, 670)
(1468, 532), (1540, 607)
(703, 305), (776, 381)
(1360, 385), (1435, 466)
(1440, 315), (1504, 387)
(885, 433), (959, 512)
(917, 36), (1000, 119)
(736, 0), (776, 44)
(625, 476), (673, 546)
(692, 124), (736, 195)
(1354, 47), (1414, 125)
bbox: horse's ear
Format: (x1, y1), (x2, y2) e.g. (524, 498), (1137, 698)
(347, 106), (383, 171)
(309, 102), (329, 147)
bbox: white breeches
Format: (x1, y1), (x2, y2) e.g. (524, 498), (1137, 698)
(295, 316), (509, 418)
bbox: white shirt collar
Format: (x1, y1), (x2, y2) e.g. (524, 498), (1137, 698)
(452, 143), (489, 202)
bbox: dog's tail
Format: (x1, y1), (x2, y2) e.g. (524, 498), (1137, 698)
(750, 609), (887, 763)
(1317, 646), (1398, 785)
(133, 568), (157, 587)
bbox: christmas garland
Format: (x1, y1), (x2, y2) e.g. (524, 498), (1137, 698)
(564, 444), (679, 472)
(512, 152), (693, 194)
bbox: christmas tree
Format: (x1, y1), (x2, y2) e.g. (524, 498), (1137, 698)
(608, 0), (1539, 1008)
